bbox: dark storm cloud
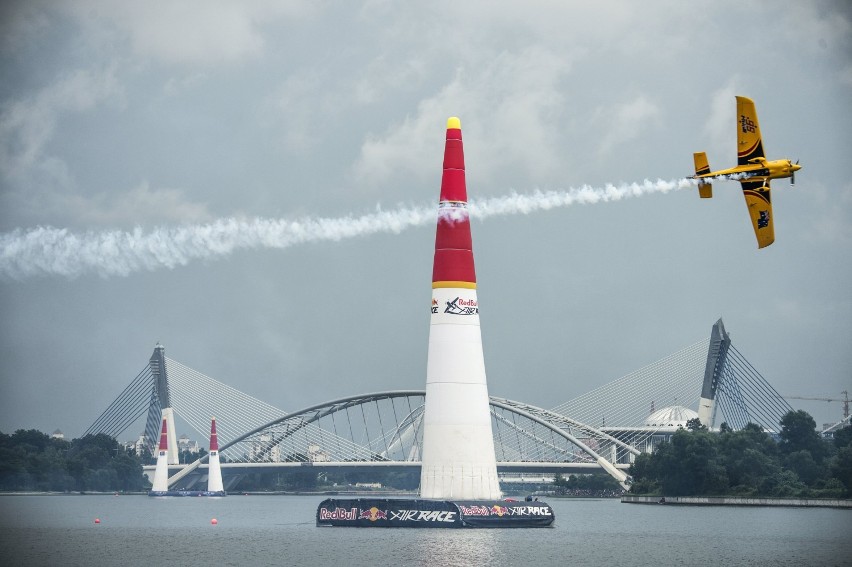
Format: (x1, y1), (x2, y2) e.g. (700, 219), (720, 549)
(1, 1), (850, 437)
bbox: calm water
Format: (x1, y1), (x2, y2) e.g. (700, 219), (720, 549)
(0, 495), (850, 566)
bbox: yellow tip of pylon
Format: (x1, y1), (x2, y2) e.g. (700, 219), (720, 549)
(447, 117), (461, 130)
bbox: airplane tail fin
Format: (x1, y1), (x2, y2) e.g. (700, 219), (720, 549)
(693, 152), (713, 198)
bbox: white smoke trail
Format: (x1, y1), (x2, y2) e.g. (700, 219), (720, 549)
(1, 178), (699, 280)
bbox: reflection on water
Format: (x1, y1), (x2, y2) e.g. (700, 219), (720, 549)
(411, 528), (500, 565)
(0, 495), (850, 567)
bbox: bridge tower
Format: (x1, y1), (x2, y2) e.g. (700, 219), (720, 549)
(697, 319), (731, 428)
(148, 343), (179, 464)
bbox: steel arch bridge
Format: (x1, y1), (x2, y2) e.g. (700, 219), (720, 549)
(86, 319), (798, 491)
(166, 390), (636, 491)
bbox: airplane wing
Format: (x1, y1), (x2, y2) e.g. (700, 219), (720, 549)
(740, 179), (774, 248)
(736, 96), (764, 166)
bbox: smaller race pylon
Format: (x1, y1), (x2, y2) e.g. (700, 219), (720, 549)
(149, 417), (170, 494)
(206, 417), (225, 496)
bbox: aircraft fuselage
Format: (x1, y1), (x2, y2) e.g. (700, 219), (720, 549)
(695, 157), (801, 185)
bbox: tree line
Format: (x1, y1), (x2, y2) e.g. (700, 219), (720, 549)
(552, 471), (624, 497)
(5, 410), (850, 497)
(628, 410), (852, 498)
(0, 429), (149, 492)
(237, 467), (421, 492)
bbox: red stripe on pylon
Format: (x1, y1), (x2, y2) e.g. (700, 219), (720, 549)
(158, 418), (168, 451)
(209, 418), (219, 451)
(432, 119), (476, 285)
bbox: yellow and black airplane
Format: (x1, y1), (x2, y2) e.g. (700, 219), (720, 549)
(692, 96), (801, 248)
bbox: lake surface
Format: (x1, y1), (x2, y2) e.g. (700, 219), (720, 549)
(0, 495), (850, 566)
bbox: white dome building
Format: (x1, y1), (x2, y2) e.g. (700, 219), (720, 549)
(600, 405), (704, 466)
(643, 405), (700, 429)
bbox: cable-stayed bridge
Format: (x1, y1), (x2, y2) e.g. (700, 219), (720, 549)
(84, 319), (794, 490)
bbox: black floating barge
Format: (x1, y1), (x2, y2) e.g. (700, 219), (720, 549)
(316, 498), (554, 528)
(148, 490), (227, 497)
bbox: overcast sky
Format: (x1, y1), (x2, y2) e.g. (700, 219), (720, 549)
(1, 1), (850, 439)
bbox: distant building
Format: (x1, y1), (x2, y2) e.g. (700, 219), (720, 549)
(600, 405), (702, 463)
(124, 433), (148, 457)
(822, 415), (851, 439)
(308, 443), (329, 463)
(50, 429), (64, 440)
(178, 434), (200, 455)
(250, 433), (282, 462)
(643, 405), (699, 429)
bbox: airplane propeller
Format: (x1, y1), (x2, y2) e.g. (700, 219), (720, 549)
(791, 159), (799, 186)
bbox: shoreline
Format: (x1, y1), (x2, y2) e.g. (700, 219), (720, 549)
(0, 491), (148, 496)
(621, 495), (852, 508)
(0, 490), (418, 497)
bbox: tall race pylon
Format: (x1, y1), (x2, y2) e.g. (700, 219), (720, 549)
(150, 417), (170, 493)
(419, 117), (502, 500)
(316, 117), (553, 526)
(206, 417), (225, 495)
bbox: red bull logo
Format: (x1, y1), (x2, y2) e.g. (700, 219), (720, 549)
(458, 505), (490, 516)
(444, 296), (478, 315)
(490, 505), (509, 517)
(358, 507), (388, 522)
(318, 507), (357, 521)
